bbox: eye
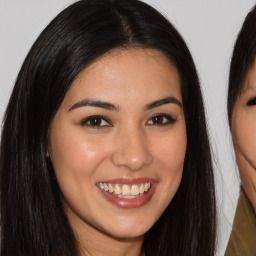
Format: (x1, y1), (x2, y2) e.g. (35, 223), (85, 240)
(80, 115), (111, 128)
(247, 97), (256, 106)
(147, 114), (176, 126)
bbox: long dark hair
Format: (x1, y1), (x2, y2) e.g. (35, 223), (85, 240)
(0, 0), (216, 255)
(227, 4), (256, 125)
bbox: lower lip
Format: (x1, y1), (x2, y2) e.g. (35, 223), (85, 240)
(97, 183), (157, 209)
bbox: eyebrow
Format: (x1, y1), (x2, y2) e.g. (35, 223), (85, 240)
(68, 99), (120, 112)
(144, 96), (182, 110)
(68, 96), (182, 112)
(242, 84), (256, 93)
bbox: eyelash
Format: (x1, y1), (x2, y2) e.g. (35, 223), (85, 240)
(247, 97), (256, 106)
(80, 114), (176, 128)
(146, 113), (176, 126)
(80, 115), (112, 128)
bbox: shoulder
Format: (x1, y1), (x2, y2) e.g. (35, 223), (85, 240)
(225, 189), (256, 256)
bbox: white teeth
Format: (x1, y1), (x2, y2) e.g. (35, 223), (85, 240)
(139, 184), (144, 194)
(114, 184), (121, 194)
(109, 184), (114, 193)
(99, 182), (152, 198)
(131, 185), (139, 196)
(103, 183), (108, 191)
(122, 185), (130, 196)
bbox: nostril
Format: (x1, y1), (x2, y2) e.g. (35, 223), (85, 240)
(110, 147), (153, 171)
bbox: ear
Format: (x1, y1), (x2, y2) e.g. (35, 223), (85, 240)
(46, 143), (51, 158)
(46, 128), (51, 158)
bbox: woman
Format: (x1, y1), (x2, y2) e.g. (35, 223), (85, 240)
(0, 0), (216, 255)
(225, 4), (256, 255)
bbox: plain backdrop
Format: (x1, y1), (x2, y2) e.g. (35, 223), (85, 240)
(0, 0), (255, 255)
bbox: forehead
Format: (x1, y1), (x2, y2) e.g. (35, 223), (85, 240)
(77, 48), (178, 82)
(62, 48), (182, 108)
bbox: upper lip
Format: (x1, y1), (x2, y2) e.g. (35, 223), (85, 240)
(97, 178), (158, 185)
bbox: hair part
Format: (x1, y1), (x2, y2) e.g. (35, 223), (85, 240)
(1, 0), (216, 255)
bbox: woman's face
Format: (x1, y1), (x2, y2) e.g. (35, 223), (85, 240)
(49, 48), (187, 240)
(232, 59), (256, 212)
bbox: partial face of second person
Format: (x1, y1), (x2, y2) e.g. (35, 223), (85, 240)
(232, 59), (256, 213)
(48, 48), (187, 241)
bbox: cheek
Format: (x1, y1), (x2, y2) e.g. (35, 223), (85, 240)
(233, 113), (256, 166)
(49, 126), (108, 185)
(149, 129), (186, 215)
(150, 126), (187, 197)
(49, 129), (112, 217)
(155, 129), (187, 171)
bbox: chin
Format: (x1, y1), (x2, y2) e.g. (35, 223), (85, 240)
(105, 221), (152, 239)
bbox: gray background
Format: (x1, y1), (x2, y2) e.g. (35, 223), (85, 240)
(1, 0), (255, 255)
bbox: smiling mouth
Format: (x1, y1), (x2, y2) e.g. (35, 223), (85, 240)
(98, 182), (152, 199)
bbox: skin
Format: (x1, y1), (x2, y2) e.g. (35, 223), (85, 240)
(232, 59), (256, 213)
(49, 48), (187, 256)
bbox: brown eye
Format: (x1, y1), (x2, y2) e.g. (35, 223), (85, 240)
(147, 114), (176, 126)
(80, 115), (111, 127)
(88, 117), (102, 126)
(152, 116), (164, 125)
(247, 97), (256, 106)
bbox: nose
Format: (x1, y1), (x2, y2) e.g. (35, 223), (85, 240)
(110, 127), (153, 171)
